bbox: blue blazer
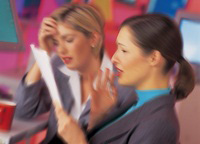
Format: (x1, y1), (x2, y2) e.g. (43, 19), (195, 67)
(14, 54), (136, 144)
(87, 94), (180, 144)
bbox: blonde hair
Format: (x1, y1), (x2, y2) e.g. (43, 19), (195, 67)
(51, 3), (105, 59)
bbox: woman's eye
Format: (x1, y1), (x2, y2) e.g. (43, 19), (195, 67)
(66, 38), (74, 43)
(121, 49), (127, 53)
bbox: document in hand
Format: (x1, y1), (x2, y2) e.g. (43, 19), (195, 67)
(30, 44), (62, 107)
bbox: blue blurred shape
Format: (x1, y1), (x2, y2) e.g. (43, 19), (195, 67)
(147, 0), (188, 18)
(117, 0), (136, 4)
(55, 0), (72, 6)
(0, 0), (24, 51)
(15, 0), (41, 18)
(180, 19), (200, 64)
(0, 0), (18, 43)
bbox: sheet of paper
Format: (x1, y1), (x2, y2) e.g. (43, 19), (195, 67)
(30, 44), (62, 107)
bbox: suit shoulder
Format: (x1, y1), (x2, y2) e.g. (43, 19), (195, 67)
(139, 106), (180, 138)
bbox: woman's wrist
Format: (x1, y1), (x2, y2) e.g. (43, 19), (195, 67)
(88, 111), (108, 130)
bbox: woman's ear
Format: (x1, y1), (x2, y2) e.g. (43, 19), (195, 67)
(148, 50), (163, 66)
(90, 31), (100, 47)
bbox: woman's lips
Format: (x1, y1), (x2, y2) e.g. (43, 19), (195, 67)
(62, 57), (72, 64)
(115, 67), (123, 77)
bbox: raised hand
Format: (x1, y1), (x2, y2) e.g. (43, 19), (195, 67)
(88, 68), (117, 129)
(38, 17), (57, 55)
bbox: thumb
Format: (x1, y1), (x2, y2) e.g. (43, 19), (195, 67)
(88, 74), (96, 97)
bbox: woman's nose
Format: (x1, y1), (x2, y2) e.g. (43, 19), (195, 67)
(111, 52), (118, 64)
(57, 43), (67, 55)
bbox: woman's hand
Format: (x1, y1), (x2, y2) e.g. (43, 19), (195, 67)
(25, 17), (57, 84)
(88, 69), (117, 129)
(54, 102), (88, 144)
(38, 17), (57, 55)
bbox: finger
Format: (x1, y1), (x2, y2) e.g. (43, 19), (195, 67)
(102, 68), (110, 88)
(96, 70), (102, 90)
(42, 17), (57, 26)
(109, 71), (115, 86)
(88, 75), (96, 96)
(41, 27), (57, 35)
(46, 17), (57, 24)
(39, 29), (57, 37)
(42, 26), (57, 32)
(41, 31), (57, 38)
(111, 86), (117, 100)
(41, 20), (57, 30)
(56, 108), (69, 118)
(88, 75), (99, 107)
(107, 72), (117, 98)
(58, 112), (71, 124)
(44, 22), (57, 29)
(53, 101), (63, 114)
(54, 107), (70, 124)
(53, 100), (62, 108)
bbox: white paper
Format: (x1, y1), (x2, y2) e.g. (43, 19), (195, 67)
(30, 44), (62, 107)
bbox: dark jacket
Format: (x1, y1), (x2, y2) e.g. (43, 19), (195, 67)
(14, 54), (136, 144)
(88, 94), (179, 144)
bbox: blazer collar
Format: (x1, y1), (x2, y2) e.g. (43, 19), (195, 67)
(57, 53), (113, 115)
(58, 53), (113, 77)
(88, 94), (175, 143)
(54, 69), (74, 112)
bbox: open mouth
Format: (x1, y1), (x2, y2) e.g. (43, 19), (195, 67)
(115, 66), (123, 77)
(62, 56), (73, 64)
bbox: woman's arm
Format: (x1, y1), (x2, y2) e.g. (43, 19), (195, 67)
(25, 17), (57, 85)
(14, 73), (52, 119)
(14, 17), (58, 119)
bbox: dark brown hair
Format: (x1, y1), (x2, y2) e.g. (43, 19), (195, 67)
(121, 14), (195, 100)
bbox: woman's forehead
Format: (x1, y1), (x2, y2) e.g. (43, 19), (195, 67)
(117, 27), (135, 44)
(57, 23), (79, 35)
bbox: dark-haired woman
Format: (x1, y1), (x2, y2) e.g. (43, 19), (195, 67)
(87, 14), (195, 144)
(54, 14), (195, 144)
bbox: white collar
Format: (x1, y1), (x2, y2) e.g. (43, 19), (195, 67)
(57, 53), (113, 120)
(58, 53), (113, 77)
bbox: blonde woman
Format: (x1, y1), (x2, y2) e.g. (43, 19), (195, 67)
(14, 4), (135, 144)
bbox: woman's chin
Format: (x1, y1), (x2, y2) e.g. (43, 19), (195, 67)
(118, 78), (127, 85)
(118, 78), (133, 86)
(65, 64), (77, 70)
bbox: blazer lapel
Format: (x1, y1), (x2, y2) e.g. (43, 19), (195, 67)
(88, 94), (175, 143)
(54, 69), (74, 112)
(79, 100), (91, 130)
(87, 95), (137, 139)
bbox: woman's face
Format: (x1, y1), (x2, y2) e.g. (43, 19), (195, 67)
(54, 23), (94, 71)
(112, 26), (151, 87)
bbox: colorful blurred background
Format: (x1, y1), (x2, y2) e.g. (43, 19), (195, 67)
(0, 0), (200, 143)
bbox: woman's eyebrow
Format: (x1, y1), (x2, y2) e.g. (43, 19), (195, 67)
(116, 41), (127, 47)
(61, 34), (75, 39)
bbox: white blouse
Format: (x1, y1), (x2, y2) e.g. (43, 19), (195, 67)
(58, 53), (113, 120)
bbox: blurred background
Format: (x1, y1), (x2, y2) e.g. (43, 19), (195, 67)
(0, 0), (200, 143)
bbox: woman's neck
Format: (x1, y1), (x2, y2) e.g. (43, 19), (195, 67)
(136, 72), (170, 91)
(80, 56), (101, 81)
(79, 56), (101, 104)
